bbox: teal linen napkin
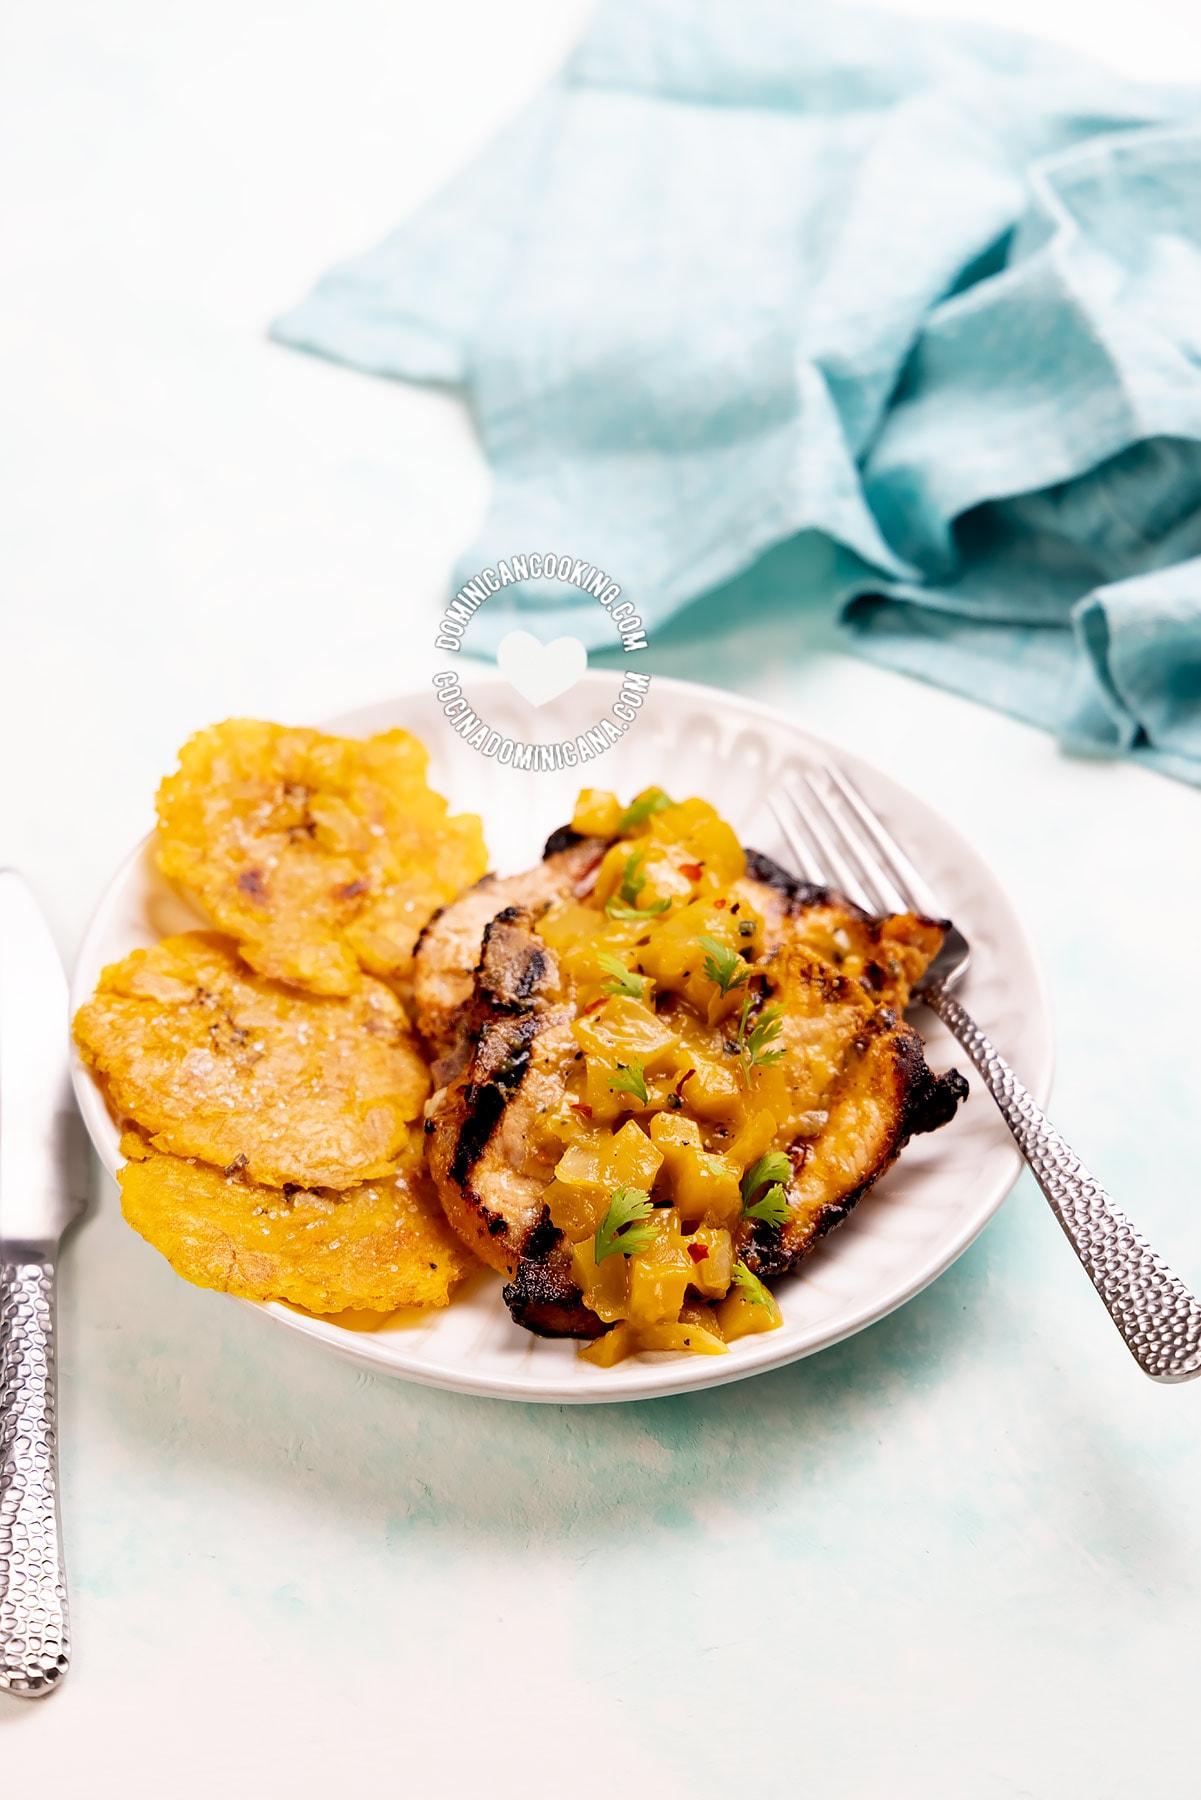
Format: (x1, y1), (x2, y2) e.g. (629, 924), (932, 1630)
(273, 0), (1201, 784)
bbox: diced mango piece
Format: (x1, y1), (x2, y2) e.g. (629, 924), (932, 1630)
(552, 1124), (663, 1197)
(679, 1301), (724, 1339)
(571, 1235), (633, 1324)
(683, 1226), (734, 1298)
(579, 1322), (638, 1367)
(572, 789), (623, 838)
(717, 1275), (783, 1340)
(572, 998), (679, 1072)
(626, 1215), (695, 1325)
(635, 899), (763, 1018)
(643, 801), (746, 887)
(629, 1320), (727, 1356)
(537, 900), (608, 958)
(648, 1113), (741, 1225)
(679, 1057), (743, 1122)
(610, 1119), (664, 1190)
(593, 839), (691, 915)
(677, 1153), (742, 1227)
(725, 1107), (779, 1174)
(543, 1176), (608, 1241)
(573, 997), (682, 1122)
(552, 1123), (665, 1238)
(578, 1315), (727, 1366)
(649, 1111), (704, 1154)
(553, 1139), (610, 1199)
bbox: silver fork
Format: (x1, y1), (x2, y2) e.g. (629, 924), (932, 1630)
(772, 765), (1201, 1383)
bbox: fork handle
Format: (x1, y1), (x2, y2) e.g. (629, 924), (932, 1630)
(924, 983), (1201, 1382)
(0, 1252), (70, 1695)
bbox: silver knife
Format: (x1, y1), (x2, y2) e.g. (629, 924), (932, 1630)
(0, 870), (88, 1698)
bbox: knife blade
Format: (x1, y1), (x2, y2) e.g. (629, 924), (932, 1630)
(0, 869), (89, 1698)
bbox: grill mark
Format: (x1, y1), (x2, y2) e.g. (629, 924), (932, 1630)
(742, 848), (840, 913)
(542, 825), (585, 857)
(429, 832), (967, 1331)
(744, 1024), (968, 1277)
(502, 1210), (608, 1339)
(477, 909), (552, 1010)
(448, 1014), (540, 1189)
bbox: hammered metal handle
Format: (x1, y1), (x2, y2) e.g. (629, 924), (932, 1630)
(0, 1256), (70, 1695)
(925, 983), (1201, 1383)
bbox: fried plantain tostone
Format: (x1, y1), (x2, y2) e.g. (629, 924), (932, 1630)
(74, 931), (428, 1190)
(155, 719), (487, 995)
(118, 1133), (477, 1314)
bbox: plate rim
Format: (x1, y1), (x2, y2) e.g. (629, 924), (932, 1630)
(70, 668), (1053, 1403)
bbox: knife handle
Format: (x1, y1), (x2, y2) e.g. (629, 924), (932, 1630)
(0, 1254), (69, 1697)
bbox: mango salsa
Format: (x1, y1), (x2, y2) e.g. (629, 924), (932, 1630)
(536, 788), (792, 1364)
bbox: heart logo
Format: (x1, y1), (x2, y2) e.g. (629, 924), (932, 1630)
(496, 630), (588, 708)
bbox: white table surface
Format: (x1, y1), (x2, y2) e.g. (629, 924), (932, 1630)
(3, 2), (1201, 1794)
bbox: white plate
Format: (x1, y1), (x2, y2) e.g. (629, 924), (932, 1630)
(71, 670), (1052, 1404)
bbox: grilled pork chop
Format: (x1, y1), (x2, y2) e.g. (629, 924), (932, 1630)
(413, 833), (605, 1084)
(424, 906), (598, 1334)
(419, 827), (967, 1338)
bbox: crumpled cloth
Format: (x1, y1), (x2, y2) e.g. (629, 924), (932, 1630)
(273, 0), (1201, 784)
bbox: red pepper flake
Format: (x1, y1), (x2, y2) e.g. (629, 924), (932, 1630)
(687, 1244), (709, 1263)
(714, 897), (727, 908)
(581, 996), (607, 1016)
(571, 1100), (593, 1117)
(680, 862), (702, 880)
(676, 1069), (696, 1093)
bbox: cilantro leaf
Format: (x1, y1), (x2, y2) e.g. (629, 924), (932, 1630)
(741, 1152), (793, 1227)
(594, 1186), (659, 1262)
(605, 896), (671, 921)
(748, 1006), (785, 1068)
(618, 847), (647, 905)
(730, 1260), (776, 1309)
(604, 846), (672, 921)
(735, 995), (785, 1084)
(697, 934), (749, 998)
(608, 1059), (649, 1106)
(741, 1151), (792, 1206)
(744, 1183), (791, 1229)
(618, 789), (673, 833)
(595, 951), (645, 1000)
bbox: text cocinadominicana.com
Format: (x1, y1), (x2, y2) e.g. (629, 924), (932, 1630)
(432, 670), (651, 768)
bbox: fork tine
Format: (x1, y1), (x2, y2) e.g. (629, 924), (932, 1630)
(784, 782), (876, 911)
(768, 792), (827, 888)
(804, 773), (906, 915)
(823, 766), (945, 919)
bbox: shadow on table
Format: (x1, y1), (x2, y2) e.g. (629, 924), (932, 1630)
(66, 1174), (1186, 1593)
